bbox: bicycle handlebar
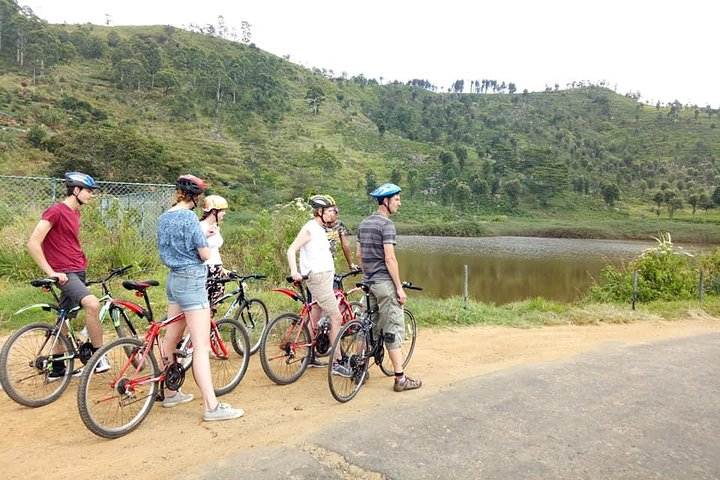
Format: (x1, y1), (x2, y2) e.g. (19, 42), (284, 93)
(286, 274), (310, 283)
(402, 281), (423, 291)
(227, 271), (267, 281)
(86, 265), (133, 286)
(335, 268), (363, 280)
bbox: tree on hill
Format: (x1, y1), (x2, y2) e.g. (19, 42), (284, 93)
(47, 124), (170, 182)
(601, 181), (620, 207)
(305, 86), (325, 114)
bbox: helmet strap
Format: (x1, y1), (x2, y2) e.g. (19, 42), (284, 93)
(72, 187), (86, 206)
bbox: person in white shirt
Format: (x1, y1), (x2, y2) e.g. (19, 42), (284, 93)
(287, 194), (350, 376)
(200, 195), (229, 317)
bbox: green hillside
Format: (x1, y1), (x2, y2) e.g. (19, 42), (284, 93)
(2, 0), (720, 238)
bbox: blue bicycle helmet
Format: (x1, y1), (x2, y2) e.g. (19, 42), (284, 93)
(64, 172), (97, 190)
(369, 183), (401, 198)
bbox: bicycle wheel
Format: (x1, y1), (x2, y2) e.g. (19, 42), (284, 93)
(0, 322), (75, 407)
(379, 309), (418, 376)
(259, 312), (311, 385)
(234, 298), (268, 355)
(210, 318), (250, 396)
(77, 337), (160, 439)
(328, 320), (369, 403)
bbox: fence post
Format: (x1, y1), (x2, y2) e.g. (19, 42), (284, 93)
(463, 265), (468, 309)
(699, 269), (704, 303)
(631, 270), (638, 310)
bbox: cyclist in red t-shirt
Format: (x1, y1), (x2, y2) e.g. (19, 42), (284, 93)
(27, 172), (111, 376)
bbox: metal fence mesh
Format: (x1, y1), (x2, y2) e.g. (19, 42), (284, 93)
(0, 175), (175, 261)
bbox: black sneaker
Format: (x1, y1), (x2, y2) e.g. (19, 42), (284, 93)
(47, 368), (83, 383)
(308, 357), (328, 368)
(331, 363), (352, 377)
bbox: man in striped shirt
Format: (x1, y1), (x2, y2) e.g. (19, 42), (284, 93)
(356, 183), (421, 392)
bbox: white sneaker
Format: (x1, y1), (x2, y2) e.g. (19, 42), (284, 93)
(94, 354), (111, 373)
(203, 403), (244, 422)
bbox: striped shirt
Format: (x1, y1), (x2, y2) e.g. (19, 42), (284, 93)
(356, 212), (396, 281)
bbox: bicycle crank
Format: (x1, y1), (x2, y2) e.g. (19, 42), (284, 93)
(164, 363), (186, 391)
(79, 341), (95, 364)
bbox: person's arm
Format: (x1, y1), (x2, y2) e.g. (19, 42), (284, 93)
(355, 242), (364, 271)
(339, 232), (357, 270)
(197, 246), (211, 262)
(287, 228), (311, 280)
(27, 219), (68, 283)
(384, 243), (406, 305)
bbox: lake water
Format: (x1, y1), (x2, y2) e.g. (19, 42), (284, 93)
(390, 236), (711, 304)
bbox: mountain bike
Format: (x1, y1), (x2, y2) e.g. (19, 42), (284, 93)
(327, 280), (421, 403)
(0, 265), (136, 407)
(77, 278), (250, 439)
(258, 270), (363, 385)
(175, 272), (268, 372)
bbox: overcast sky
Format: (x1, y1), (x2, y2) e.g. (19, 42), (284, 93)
(21, 0), (719, 107)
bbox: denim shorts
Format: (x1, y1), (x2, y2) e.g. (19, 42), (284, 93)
(166, 264), (209, 312)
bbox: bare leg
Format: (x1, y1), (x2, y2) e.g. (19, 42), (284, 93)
(161, 304), (187, 398)
(184, 307), (218, 411)
(387, 347), (404, 373)
(80, 294), (103, 348)
(328, 312), (344, 361)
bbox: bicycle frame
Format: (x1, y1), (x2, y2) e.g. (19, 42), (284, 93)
(213, 272), (266, 317)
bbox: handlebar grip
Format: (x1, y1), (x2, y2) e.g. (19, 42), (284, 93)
(401, 281), (423, 291)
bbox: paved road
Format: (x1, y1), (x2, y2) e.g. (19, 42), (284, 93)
(182, 333), (720, 479)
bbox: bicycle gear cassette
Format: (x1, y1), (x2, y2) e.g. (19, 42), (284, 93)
(165, 363), (186, 391)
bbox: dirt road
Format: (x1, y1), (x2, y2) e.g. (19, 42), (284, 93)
(2, 317), (719, 480)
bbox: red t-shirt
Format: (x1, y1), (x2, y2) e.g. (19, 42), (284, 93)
(41, 202), (88, 272)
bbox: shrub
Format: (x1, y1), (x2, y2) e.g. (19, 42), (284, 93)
(590, 233), (697, 303)
(222, 198), (307, 283)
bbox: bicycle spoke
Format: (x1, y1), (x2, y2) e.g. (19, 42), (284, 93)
(236, 298), (268, 355)
(259, 313), (311, 385)
(328, 320), (368, 403)
(77, 338), (160, 439)
(0, 323), (75, 407)
(209, 319), (250, 396)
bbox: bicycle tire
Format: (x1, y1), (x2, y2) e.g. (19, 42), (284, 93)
(328, 320), (369, 403)
(234, 298), (268, 355)
(379, 309), (418, 376)
(0, 322), (75, 407)
(210, 318), (250, 396)
(77, 337), (160, 439)
(259, 312), (311, 385)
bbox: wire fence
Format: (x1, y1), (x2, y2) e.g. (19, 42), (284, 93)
(0, 175), (175, 264)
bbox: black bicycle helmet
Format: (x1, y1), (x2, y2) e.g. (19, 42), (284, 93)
(175, 175), (206, 195)
(309, 194), (336, 209)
